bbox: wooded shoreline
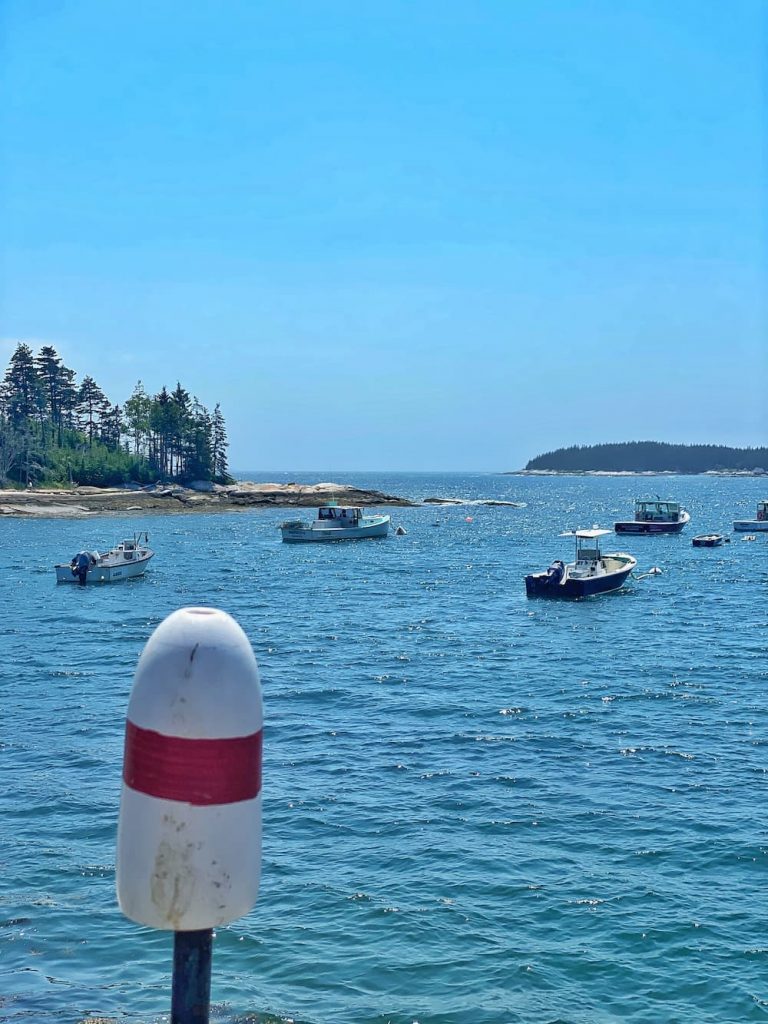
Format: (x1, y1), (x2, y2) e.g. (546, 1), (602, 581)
(509, 469), (768, 477)
(523, 441), (768, 474)
(0, 482), (414, 518)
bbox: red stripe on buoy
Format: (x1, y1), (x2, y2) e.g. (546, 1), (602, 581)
(123, 721), (263, 805)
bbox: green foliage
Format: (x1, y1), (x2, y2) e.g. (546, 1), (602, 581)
(526, 441), (768, 473)
(0, 343), (232, 488)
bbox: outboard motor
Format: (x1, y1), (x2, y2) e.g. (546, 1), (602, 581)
(70, 551), (91, 586)
(546, 560), (565, 585)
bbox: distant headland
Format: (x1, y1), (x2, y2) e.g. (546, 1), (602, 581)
(514, 441), (768, 475)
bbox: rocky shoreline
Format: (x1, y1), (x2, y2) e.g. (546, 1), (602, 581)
(0, 481), (414, 518)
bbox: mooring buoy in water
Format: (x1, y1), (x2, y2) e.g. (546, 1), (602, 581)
(633, 566), (663, 581)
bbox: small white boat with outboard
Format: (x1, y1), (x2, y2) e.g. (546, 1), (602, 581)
(615, 498), (690, 535)
(55, 533), (154, 584)
(279, 503), (390, 543)
(525, 529), (637, 599)
(733, 500), (768, 532)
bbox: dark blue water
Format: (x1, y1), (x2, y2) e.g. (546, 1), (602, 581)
(1, 473), (767, 1023)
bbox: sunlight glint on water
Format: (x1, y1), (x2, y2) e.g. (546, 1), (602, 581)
(1, 472), (767, 1023)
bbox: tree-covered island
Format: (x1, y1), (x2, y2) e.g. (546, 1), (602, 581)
(0, 342), (232, 488)
(524, 441), (768, 474)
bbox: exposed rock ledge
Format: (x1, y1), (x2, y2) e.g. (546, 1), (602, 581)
(423, 497), (526, 507)
(0, 482), (414, 518)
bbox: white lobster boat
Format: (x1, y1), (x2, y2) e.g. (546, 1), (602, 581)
(55, 533), (154, 584)
(733, 500), (768, 532)
(280, 504), (390, 543)
(615, 498), (690, 535)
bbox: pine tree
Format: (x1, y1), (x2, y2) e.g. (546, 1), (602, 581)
(186, 398), (213, 481)
(150, 386), (173, 476)
(58, 365), (79, 436)
(100, 403), (124, 450)
(2, 343), (43, 427)
(77, 376), (108, 447)
(211, 403), (230, 482)
(124, 381), (151, 457)
(34, 345), (80, 445)
(170, 382), (191, 477)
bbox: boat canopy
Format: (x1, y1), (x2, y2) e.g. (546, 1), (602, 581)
(635, 499), (680, 515)
(575, 528), (612, 539)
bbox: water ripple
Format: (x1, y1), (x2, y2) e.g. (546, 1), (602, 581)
(1, 473), (767, 1023)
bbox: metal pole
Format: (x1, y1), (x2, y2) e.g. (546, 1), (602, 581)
(171, 928), (213, 1024)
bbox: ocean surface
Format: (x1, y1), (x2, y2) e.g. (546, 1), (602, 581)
(1, 472), (767, 1024)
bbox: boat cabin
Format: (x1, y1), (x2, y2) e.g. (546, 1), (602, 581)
(756, 501), (768, 522)
(317, 505), (363, 523)
(634, 500), (681, 523)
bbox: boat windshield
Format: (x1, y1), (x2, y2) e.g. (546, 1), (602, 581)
(576, 543), (600, 561)
(318, 506), (362, 521)
(574, 528), (609, 560)
(635, 500), (679, 521)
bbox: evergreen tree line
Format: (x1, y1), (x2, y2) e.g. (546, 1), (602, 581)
(0, 342), (232, 487)
(525, 441), (768, 473)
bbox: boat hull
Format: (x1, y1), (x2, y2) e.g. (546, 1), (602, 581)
(525, 561), (635, 599)
(55, 553), (154, 583)
(733, 520), (768, 532)
(281, 518), (390, 543)
(692, 535), (724, 547)
(615, 518), (688, 535)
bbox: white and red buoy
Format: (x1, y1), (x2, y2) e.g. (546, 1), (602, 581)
(116, 607), (263, 933)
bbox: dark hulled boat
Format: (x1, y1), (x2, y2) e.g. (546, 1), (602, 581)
(615, 499), (690, 535)
(692, 534), (724, 547)
(525, 529), (637, 599)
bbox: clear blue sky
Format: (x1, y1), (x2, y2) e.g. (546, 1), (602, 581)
(1, 1), (765, 471)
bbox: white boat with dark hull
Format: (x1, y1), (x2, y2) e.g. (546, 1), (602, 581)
(280, 504), (390, 543)
(55, 533), (154, 584)
(615, 499), (690, 535)
(733, 500), (768, 532)
(525, 529), (637, 599)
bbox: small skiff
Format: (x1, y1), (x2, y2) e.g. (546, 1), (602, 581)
(55, 533), (154, 584)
